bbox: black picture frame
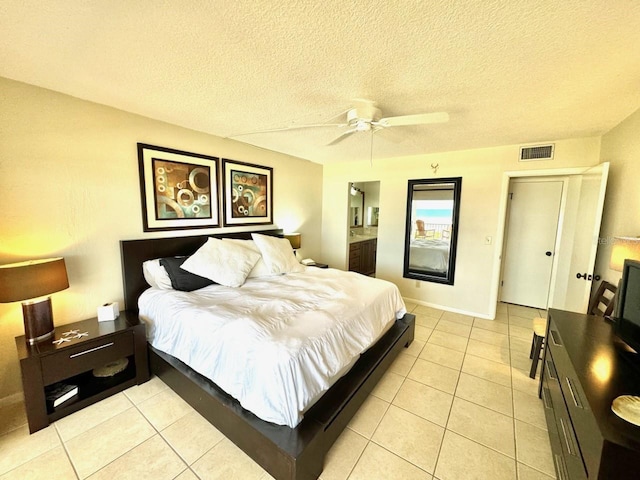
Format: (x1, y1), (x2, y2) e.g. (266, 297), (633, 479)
(222, 158), (273, 226)
(137, 143), (220, 232)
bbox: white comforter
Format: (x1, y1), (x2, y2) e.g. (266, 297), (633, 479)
(138, 267), (406, 427)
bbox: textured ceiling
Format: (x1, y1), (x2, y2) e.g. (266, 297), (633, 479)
(1, 0), (639, 163)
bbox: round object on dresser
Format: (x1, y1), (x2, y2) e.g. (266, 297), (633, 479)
(93, 357), (129, 378)
(611, 395), (640, 426)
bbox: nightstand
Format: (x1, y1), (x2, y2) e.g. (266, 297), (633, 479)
(15, 310), (149, 433)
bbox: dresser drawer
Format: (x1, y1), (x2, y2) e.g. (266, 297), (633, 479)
(41, 332), (134, 385)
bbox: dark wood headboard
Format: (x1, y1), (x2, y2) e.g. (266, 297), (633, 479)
(120, 229), (283, 311)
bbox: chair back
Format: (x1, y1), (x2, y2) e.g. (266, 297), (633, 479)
(588, 280), (617, 317)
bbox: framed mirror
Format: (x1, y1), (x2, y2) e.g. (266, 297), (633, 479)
(349, 184), (364, 227)
(403, 177), (462, 285)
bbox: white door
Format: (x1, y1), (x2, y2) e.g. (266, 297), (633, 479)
(551, 163), (609, 313)
(501, 180), (564, 309)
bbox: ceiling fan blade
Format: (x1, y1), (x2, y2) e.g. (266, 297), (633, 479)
(327, 128), (358, 146)
(378, 112), (449, 127)
(228, 123), (347, 138)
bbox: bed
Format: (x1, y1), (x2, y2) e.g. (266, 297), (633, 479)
(120, 229), (415, 480)
(409, 237), (450, 272)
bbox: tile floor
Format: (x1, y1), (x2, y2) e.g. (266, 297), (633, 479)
(0, 303), (555, 480)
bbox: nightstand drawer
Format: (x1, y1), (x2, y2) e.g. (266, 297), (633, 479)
(41, 332), (134, 385)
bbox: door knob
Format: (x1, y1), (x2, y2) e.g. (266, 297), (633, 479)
(576, 273), (600, 281)
(545, 251), (552, 257)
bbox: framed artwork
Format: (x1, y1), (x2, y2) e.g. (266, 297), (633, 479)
(222, 159), (273, 226)
(137, 143), (220, 231)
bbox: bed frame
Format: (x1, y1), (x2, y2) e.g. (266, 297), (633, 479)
(120, 229), (415, 480)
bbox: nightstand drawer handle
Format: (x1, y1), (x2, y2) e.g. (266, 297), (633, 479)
(69, 342), (114, 358)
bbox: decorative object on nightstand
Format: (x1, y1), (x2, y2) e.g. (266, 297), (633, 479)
(301, 258), (329, 268)
(45, 382), (78, 409)
(93, 357), (129, 377)
(0, 257), (69, 344)
(97, 301), (120, 321)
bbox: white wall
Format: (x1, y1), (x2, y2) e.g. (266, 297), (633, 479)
(594, 107), (640, 286)
(0, 77), (323, 400)
(322, 138), (601, 318)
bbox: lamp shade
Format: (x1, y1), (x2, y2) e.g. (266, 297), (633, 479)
(284, 233), (301, 250)
(0, 257), (69, 303)
(610, 237), (640, 272)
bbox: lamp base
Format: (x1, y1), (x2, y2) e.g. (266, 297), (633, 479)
(22, 297), (55, 345)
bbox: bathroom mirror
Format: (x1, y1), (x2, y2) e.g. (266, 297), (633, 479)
(349, 184), (364, 227)
(403, 177), (462, 285)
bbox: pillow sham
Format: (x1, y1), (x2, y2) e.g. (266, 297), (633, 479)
(251, 233), (304, 275)
(221, 238), (272, 278)
(160, 256), (216, 292)
(142, 258), (173, 289)
(180, 237), (261, 287)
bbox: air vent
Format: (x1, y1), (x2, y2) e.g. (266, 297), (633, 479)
(519, 144), (554, 161)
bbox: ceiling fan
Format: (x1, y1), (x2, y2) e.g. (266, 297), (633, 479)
(228, 99), (449, 146)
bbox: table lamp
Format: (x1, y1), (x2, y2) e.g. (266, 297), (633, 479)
(610, 237), (640, 271)
(0, 257), (69, 344)
(284, 233), (301, 250)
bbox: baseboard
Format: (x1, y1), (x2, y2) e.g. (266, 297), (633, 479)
(0, 391), (24, 408)
(402, 297), (493, 320)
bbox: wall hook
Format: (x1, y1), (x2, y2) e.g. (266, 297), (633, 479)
(431, 163), (439, 174)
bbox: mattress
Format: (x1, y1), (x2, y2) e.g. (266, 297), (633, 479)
(138, 267), (406, 427)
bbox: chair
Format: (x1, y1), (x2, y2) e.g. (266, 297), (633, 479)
(587, 280), (617, 317)
(415, 220), (426, 238)
(529, 317), (547, 378)
(529, 280), (618, 378)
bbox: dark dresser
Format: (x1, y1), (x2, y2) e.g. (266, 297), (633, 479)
(540, 309), (640, 479)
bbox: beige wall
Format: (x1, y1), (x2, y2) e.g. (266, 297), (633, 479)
(593, 108), (640, 286)
(0, 77), (323, 400)
(322, 138), (601, 318)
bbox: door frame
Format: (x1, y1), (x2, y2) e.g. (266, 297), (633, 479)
(488, 166), (599, 319)
(499, 177), (568, 308)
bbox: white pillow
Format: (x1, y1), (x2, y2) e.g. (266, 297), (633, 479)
(142, 259), (173, 289)
(251, 233), (304, 275)
(222, 239), (272, 278)
(180, 238), (261, 287)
